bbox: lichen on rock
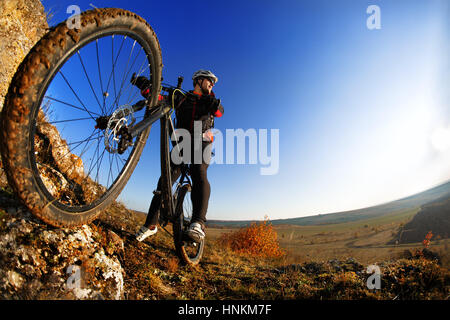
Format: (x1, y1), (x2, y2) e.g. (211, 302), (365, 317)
(0, 205), (126, 299)
(0, 0), (49, 111)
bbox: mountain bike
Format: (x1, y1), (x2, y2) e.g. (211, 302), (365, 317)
(0, 8), (204, 265)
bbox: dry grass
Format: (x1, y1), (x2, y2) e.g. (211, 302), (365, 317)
(208, 208), (449, 269)
(104, 206), (448, 300)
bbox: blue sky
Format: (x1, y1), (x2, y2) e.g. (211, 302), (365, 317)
(41, 0), (449, 220)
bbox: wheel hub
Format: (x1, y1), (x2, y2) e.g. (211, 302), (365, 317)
(102, 105), (136, 154)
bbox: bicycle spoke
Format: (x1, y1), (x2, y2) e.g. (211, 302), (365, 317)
(53, 136), (101, 180)
(112, 36), (118, 111)
(96, 39), (106, 114)
(112, 36), (126, 112)
(49, 137), (102, 174)
(51, 132), (102, 165)
(48, 117), (92, 124)
(90, 147), (107, 184)
(123, 48), (145, 105)
(43, 96), (101, 117)
(114, 154), (121, 177)
(51, 135), (102, 149)
(77, 51), (103, 113)
(87, 135), (102, 181)
(104, 35), (126, 112)
(108, 152), (116, 187)
(77, 128), (99, 160)
(59, 71), (97, 120)
(125, 54), (151, 106)
(116, 155), (126, 165)
(107, 40), (140, 113)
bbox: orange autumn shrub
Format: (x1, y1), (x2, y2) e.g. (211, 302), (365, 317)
(218, 218), (285, 258)
(413, 230), (434, 257)
(422, 231), (433, 249)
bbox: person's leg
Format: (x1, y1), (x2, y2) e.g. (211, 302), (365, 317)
(143, 189), (161, 228)
(144, 164), (182, 226)
(190, 162), (210, 226)
(186, 142), (212, 242)
(136, 164), (181, 241)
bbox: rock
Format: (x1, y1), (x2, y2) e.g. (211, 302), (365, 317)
(328, 259), (342, 272)
(69, 225), (95, 245)
(0, 207), (126, 299)
(93, 250), (124, 300)
(303, 262), (325, 274)
(72, 287), (93, 300)
(0, 0), (48, 111)
(341, 258), (364, 272)
(0, 2), (129, 300)
(36, 112), (86, 186)
(34, 111), (108, 206)
(7, 270), (24, 289)
(0, 159), (7, 188)
(26, 279), (42, 293)
(106, 230), (124, 255)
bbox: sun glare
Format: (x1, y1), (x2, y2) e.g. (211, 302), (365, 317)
(431, 126), (450, 153)
(387, 102), (432, 170)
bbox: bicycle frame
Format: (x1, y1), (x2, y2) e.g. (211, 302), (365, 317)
(126, 80), (184, 139)
(160, 105), (192, 224)
(123, 80), (188, 223)
(129, 103), (172, 138)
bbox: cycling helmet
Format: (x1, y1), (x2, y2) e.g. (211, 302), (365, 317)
(192, 69), (218, 85)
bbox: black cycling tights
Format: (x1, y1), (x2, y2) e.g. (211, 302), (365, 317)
(144, 162), (210, 227)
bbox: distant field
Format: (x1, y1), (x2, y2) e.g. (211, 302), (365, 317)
(208, 180), (450, 228)
(207, 206), (450, 268)
(133, 181), (450, 268)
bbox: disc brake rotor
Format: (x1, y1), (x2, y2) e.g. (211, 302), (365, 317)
(104, 105), (136, 153)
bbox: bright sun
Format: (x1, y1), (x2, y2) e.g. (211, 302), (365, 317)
(431, 126), (450, 153)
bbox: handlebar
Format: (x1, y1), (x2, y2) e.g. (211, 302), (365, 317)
(130, 73), (187, 106)
(177, 76), (184, 89)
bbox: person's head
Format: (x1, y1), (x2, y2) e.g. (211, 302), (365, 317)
(192, 69), (218, 95)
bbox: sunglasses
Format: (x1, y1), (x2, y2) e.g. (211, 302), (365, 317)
(203, 77), (215, 86)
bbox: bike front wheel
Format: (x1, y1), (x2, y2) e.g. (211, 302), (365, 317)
(0, 8), (162, 227)
(173, 184), (205, 266)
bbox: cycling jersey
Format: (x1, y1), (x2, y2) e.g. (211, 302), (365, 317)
(175, 90), (224, 137)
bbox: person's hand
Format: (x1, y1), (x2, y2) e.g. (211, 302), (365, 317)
(200, 95), (220, 111)
(130, 73), (151, 90)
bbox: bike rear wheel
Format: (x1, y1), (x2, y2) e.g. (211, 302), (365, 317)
(173, 184), (205, 266)
(0, 8), (162, 227)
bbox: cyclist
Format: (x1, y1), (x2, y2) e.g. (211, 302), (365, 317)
(135, 69), (224, 243)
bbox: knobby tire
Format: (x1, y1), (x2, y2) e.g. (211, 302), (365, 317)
(0, 8), (162, 227)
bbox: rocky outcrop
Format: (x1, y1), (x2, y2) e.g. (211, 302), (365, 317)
(0, 3), (129, 298)
(0, 0), (48, 111)
(1, 151), (126, 299)
(35, 111), (106, 206)
(0, 202), (126, 299)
